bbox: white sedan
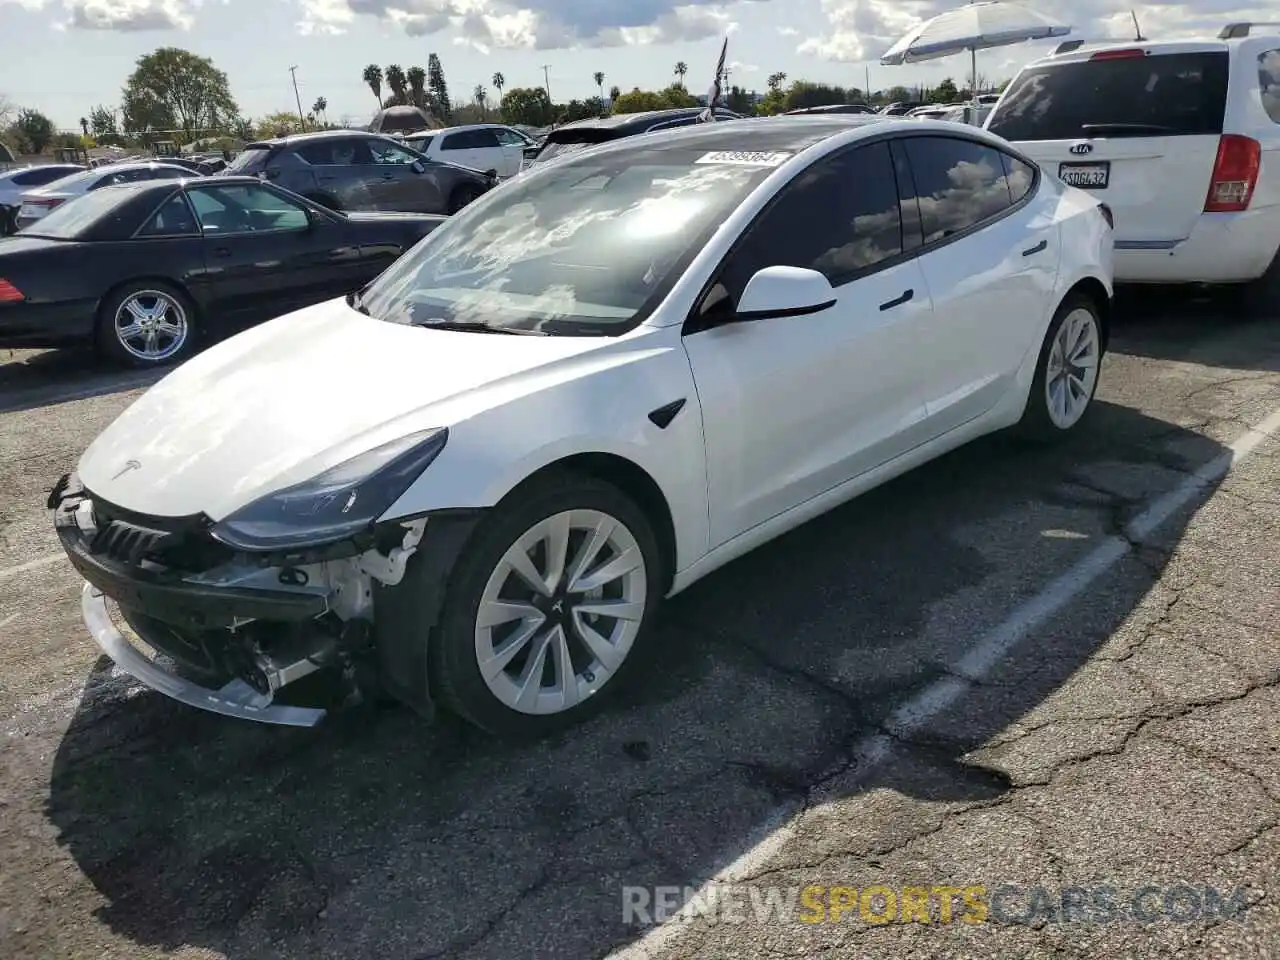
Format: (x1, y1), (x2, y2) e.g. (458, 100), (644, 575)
(51, 117), (1114, 737)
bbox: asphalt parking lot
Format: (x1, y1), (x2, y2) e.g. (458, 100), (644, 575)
(0, 289), (1277, 960)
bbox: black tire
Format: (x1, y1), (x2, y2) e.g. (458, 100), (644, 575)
(1014, 292), (1105, 443)
(448, 184), (482, 214)
(304, 193), (341, 212)
(426, 471), (665, 738)
(95, 280), (199, 369)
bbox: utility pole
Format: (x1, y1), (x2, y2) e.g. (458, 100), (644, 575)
(865, 64), (871, 100)
(540, 65), (553, 105)
(289, 66), (306, 129)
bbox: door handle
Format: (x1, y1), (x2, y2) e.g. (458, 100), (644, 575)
(879, 289), (913, 311)
(1022, 239), (1047, 257)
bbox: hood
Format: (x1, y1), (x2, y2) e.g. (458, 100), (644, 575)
(78, 298), (618, 520)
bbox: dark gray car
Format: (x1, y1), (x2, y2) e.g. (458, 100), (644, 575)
(219, 131), (497, 215)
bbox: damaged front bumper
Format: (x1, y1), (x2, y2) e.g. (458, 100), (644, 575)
(50, 472), (433, 727)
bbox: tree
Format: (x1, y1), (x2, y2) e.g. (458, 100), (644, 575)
(473, 85), (488, 119)
(89, 105), (118, 138)
(608, 85), (620, 102)
(15, 109), (55, 152)
(933, 77), (960, 102)
(79, 117), (89, 137)
(385, 64), (407, 106)
(407, 66), (427, 110)
(312, 97), (328, 125)
(725, 85), (753, 114)
(499, 86), (552, 127)
(674, 61), (688, 88)
(0, 93), (14, 130)
(254, 111), (305, 139)
(593, 71), (605, 101)
(785, 81), (850, 111)
(363, 64), (383, 108)
(427, 53), (452, 122)
(122, 48), (238, 141)
(611, 86), (696, 114)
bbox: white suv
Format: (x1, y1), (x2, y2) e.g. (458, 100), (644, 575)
(986, 22), (1280, 306)
(404, 124), (535, 179)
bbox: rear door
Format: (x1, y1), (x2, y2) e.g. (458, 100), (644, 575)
(987, 46), (1230, 246)
(437, 128), (504, 174)
(491, 127), (529, 177)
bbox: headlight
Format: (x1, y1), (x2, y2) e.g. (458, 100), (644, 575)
(211, 428), (448, 551)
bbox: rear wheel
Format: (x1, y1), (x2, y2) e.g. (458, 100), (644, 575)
(1238, 248), (1280, 318)
(95, 281), (198, 368)
(1015, 293), (1104, 442)
(427, 473), (663, 737)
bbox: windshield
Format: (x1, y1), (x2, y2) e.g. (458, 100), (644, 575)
(224, 148), (270, 174)
(18, 185), (135, 239)
(987, 51), (1229, 141)
(357, 148), (778, 335)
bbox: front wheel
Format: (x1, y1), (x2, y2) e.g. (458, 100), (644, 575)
(95, 281), (198, 368)
(1015, 293), (1104, 442)
(428, 474), (664, 737)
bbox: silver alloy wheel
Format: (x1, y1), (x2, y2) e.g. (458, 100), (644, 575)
(114, 290), (189, 362)
(474, 509), (648, 715)
(1044, 306), (1101, 430)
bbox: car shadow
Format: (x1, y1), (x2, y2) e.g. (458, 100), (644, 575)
(1109, 285), (1280, 373)
(43, 400), (1224, 960)
(0, 348), (164, 414)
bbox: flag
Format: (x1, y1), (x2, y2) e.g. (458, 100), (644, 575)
(699, 36), (728, 122)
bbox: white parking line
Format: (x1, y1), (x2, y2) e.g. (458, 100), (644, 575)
(0, 553), (66, 581)
(608, 402), (1280, 960)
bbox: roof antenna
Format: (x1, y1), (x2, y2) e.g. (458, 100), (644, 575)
(1130, 8), (1145, 40)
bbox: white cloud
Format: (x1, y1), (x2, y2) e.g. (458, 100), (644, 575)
(298, 0), (741, 46)
(777, 25), (798, 36)
(798, 0), (1280, 65)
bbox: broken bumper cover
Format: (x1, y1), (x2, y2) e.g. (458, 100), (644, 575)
(80, 583), (326, 727)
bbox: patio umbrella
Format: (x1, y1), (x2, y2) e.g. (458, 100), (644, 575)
(880, 1), (1070, 106)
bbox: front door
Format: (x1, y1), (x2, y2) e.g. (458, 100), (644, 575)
(187, 182), (350, 321)
(492, 127), (531, 177)
(682, 140), (937, 548)
(366, 136), (435, 211)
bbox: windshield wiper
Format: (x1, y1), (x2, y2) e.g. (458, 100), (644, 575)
(1079, 122), (1176, 135)
(410, 318), (546, 335)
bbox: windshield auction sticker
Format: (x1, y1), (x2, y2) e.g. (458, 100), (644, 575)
(695, 151), (792, 167)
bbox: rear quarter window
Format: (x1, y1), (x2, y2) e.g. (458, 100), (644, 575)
(987, 50), (1230, 141)
(1261, 49), (1280, 123)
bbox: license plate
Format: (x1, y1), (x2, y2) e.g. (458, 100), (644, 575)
(1058, 162), (1109, 189)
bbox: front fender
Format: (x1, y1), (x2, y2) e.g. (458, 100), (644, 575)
(379, 343), (710, 573)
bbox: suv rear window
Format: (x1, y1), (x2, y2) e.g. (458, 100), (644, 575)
(1261, 49), (1280, 124)
(224, 147), (270, 174)
(987, 50), (1229, 141)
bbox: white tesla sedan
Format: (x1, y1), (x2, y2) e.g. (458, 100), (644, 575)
(51, 117), (1114, 737)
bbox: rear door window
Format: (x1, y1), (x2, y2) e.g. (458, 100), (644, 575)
(987, 51), (1230, 141)
(224, 147), (271, 174)
(900, 136), (1015, 244)
(1261, 49), (1280, 124)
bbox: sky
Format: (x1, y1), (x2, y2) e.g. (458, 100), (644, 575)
(1, 0), (1275, 129)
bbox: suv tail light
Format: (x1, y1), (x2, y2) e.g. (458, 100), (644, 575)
(28, 198), (64, 210)
(1097, 203), (1114, 229)
(1090, 48), (1146, 60)
(1204, 134), (1261, 212)
(0, 279), (24, 303)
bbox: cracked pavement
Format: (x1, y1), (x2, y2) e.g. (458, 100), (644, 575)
(0, 289), (1277, 960)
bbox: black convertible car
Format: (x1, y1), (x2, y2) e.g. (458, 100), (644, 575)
(0, 176), (447, 367)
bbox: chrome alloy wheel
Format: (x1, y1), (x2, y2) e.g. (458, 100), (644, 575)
(1044, 306), (1100, 430)
(114, 290), (189, 362)
(474, 509), (648, 715)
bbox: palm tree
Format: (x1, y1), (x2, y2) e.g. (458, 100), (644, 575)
(312, 97), (327, 126)
(363, 65), (383, 108)
(609, 84), (620, 102)
(385, 64), (408, 106)
(674, 61), (688, 88)
(407, 66), (427, 109)
(767, 71), (787, 92)
(474, 84), (488, 119)
(492, 72), (505, 98)
(78, 117), (88, 137)
(593, 71), (605, 100)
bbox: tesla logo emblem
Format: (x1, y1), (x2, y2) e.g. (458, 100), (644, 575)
(111, 459), (141, 480)
(1069, 143), (1093, 155)
(551, 600), (564, 615)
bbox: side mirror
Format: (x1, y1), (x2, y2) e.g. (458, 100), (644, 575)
(410, 159), (426, 174)
(734, 266), (837, 321)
